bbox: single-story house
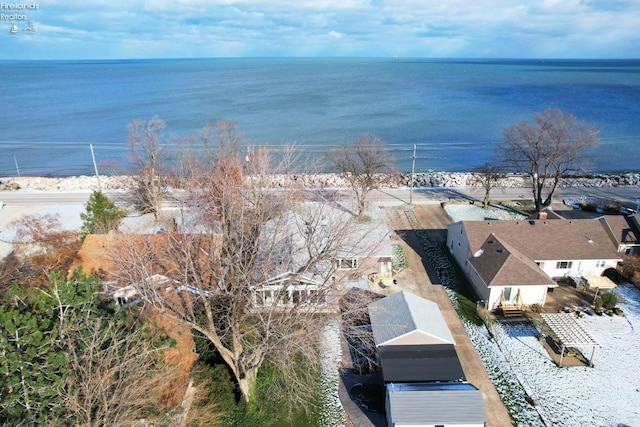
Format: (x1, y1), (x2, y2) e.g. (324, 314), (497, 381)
(447, 218), (623, 312)
(251, 202), (395, 310)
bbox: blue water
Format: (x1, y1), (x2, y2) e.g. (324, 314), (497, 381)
(1, 58), (639, 176)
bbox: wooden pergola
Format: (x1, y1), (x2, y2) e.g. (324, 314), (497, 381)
(540, 313), (600, 367)
(583, 276), (617, 304)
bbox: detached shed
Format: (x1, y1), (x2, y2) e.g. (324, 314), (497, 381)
(368, 291), (465, 383)
(386, 382), (487, 427)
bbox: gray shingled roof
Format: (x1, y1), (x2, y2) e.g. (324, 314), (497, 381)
(461, 218), (621, 262)
(469, 234), (556, 287)
(368, 291), (454, 346)
(386, 382), (487, 425)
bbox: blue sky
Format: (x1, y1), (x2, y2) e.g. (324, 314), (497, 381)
(2, 0), (639, 59)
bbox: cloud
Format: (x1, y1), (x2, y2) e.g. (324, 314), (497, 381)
(3, 0), (640, 58)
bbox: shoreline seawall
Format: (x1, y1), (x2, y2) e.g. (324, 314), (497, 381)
(2, 172), (640, 192)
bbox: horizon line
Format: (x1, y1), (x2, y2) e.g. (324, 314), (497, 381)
(2, 56), (640, 62)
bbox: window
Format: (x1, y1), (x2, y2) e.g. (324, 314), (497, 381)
(254, 281), (327, 308)
(596, 260), (606, 268)
(336, 258), (357, 269)
(556, 261), (573, 269)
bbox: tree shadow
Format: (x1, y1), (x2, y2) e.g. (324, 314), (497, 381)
(394, 229), (442, 286)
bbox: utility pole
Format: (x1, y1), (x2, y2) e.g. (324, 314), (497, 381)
(409, 144), (416, 205)
(13, 155), (20, 177)
(90, 144), (102, 192)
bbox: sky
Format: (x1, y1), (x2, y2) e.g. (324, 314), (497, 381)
(2, 0), (639, 60)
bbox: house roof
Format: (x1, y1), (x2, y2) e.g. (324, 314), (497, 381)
(469, 234), (556, 287)
(259, 201), (392, 281)
(600, 214), (640, 246)
(458, 218), (621, 262)
(368, 291), (455, 347)
(386, 382), (487, 425)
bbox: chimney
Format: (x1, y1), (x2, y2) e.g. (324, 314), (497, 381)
(538, 212), (548, 220)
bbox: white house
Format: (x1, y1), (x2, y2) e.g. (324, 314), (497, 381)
(447, 218), (622, 313)
(251, 202), (394, 311)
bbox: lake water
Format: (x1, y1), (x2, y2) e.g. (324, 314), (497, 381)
(1, 58), (639, 176)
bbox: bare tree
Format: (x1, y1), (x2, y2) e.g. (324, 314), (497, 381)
(126, 116), (169, 219)
(58, 303), (174, 427)
(1, 213), (81, 294)
(109, 123), (370, 404)
(328, 134), (395, 218)
(496, 108), (601, 212)
(471, 163), (503, 209)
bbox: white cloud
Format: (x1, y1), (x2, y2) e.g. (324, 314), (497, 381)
(3, 0), (640, 58)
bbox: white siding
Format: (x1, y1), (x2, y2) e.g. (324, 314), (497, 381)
(538, 258), (620, 279)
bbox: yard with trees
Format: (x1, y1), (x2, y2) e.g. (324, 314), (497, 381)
(0, 270), (176, 426)
(109, 120), (367, 415)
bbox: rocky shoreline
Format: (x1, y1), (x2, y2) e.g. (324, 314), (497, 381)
(1, 171), (640, 192)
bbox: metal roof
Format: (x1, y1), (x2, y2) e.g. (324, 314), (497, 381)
(368, 291), (455, 346)
(386, 382), (487, 425)
(378, 344), (466, 383)
(540, 313), (599, 348)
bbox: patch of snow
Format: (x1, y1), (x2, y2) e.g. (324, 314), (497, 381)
(445, 203), (527, 222)
(317, 316), (347, 427)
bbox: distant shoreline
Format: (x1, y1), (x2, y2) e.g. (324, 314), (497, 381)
(2, 171), (640, 192)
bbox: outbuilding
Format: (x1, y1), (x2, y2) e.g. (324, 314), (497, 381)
(368, 290), (465, 383)
(386, 382), (487, 427)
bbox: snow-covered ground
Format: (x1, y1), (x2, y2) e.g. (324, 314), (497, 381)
(317, 317), (348, 427)
(490, 284), (640, 426)
(445, 202), (527, 222)
(443, 204), (640, 426)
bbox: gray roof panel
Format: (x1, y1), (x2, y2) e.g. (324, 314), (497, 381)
(368, 291), (455, 346)
(387, 382), (487, 425)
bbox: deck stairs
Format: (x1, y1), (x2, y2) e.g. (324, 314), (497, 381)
(501, 291), (524, 318)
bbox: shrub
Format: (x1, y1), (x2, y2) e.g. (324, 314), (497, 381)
(529, 303), (543, 313)
(392, 244), (408, 272)
(600, 292), (618, 310)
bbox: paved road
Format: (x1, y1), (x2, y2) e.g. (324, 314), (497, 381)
(373, 186), (640, 207)
(1, 185), (638, 207)
(0, 192), (91, 205)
